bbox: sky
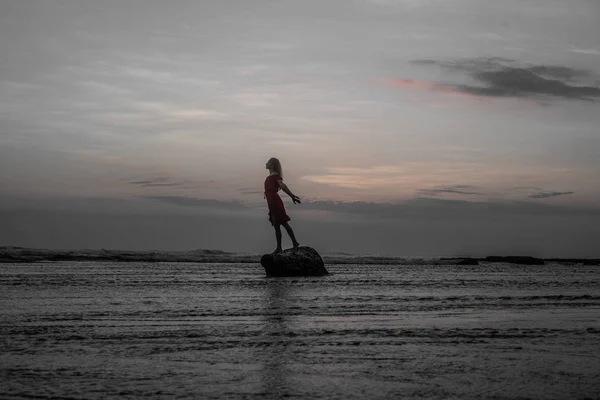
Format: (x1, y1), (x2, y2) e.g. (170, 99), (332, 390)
(1, 0), (599, 257)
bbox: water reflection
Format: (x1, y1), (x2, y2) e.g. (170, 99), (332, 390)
(260, 278), (294, 397)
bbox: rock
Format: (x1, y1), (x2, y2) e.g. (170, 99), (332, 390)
(582, 259), (600, 266)
(260, 246), (329, 277)
(457, 258), (479, 265)
(484, 256), (545, 265)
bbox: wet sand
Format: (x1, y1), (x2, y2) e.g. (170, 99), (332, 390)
(1, 262), (599, 399)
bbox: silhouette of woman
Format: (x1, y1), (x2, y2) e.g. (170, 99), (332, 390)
(264, 157), (301, 253)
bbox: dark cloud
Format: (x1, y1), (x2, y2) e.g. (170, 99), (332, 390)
(130, 177), (181, 187)
(144, 195), (247, 210)
(3, 196), (600, 257)
(130, 181), (181, 187)
(144, 193), (590, 218)
(510, 187), (575, 199)
(528, 191), (575, 199)
(303, 197), (598, 219)
(417, 185), (482, 197)
(411, 58), (600, 100)
(237, 188), (265, 195)
(512, 186), (543, 191)
(527, 65), (591, 80)
(129, 180), (155, 185)
(129, 177), (199, 188)
(416, 185), (575, 200)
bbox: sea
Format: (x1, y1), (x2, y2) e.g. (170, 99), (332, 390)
(1, 261), (599, 399)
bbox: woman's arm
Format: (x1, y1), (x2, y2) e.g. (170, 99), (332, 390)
(278, 180), (301, 204)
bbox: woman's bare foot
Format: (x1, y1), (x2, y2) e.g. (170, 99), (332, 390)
(272, 248), (282, 254)
(292, 242), (300, 250)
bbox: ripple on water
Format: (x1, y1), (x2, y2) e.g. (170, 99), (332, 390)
(1, 262), (600, 399)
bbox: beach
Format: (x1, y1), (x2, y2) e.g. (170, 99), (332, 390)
(1, 261), (599, 399)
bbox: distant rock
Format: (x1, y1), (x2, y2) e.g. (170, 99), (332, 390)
(189, 248), (232, 255)
(484, 256), (545, 265)
(582, 259), (600, 266)
(457, 258), (479, 265)
(260, 246), (329, 277)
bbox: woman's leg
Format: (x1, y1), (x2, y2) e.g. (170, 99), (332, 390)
(282, 222), (299, 248)
(273, 224), (283, 253)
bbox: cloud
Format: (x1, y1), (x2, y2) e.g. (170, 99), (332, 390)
(417, 185), (482, 196)
(166, 109), (229, 121)
(301, 197), (599, 219)
(130, 181), (180, 187)
(382, 78), (452, 92)
(416, 185), (576, 200)
(141, 189), (586, 220)
(511, 187), (575, 199)
(237, 188), (265, 195)
(512, 186), (543, 191)
(127, 175), (213, 190)
(101, 192), (598, 222)
(302, 165), (409, 189)
(144, 195), (247, 210)
(570, 48), (600, 55)
(129, 177), (190, 188)
(528, 191), (575, 199)
(410, 58), (600, 101)
(364, 0), (444, 7)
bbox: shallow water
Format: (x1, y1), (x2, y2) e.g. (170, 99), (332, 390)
(1, 262), (599, 399)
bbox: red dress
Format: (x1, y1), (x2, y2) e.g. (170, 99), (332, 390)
(264, 173), (291, 226)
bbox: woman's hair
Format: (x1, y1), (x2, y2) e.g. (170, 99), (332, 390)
(268, 157), (283, 176)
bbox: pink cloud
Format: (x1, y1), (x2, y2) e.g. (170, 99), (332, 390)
(381, 78), (489, 102)
(380, 77), (540, 108)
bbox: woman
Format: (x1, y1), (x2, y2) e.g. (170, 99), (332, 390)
(264, 157), (301, 253)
